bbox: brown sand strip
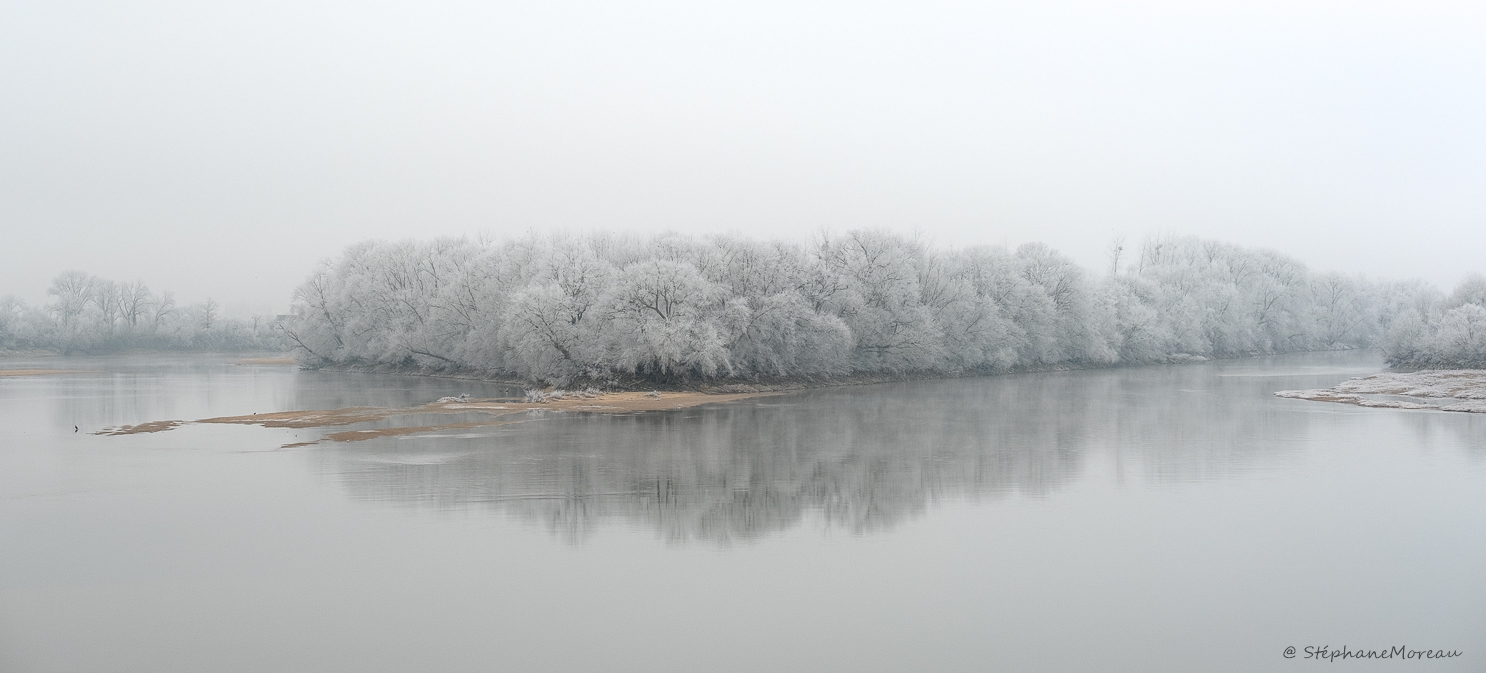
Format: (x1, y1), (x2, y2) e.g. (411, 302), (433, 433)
(95, 390), (777, 440)
(0, 369), (78, 377)
(199, 407), (401, 429)
(198, 391), (773, 430)
(95, 420), (186, 436)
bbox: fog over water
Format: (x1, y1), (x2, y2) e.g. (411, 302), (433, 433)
(4, 1), (1485, 314)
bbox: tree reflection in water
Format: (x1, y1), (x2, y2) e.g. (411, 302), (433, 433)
(320, 353), (1439, 544)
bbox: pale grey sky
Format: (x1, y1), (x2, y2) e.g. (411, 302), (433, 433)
(3, 0), (1483, 315)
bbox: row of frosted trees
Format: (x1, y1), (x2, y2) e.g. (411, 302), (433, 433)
(1384, 275), (1486, 369)
(283, 231), (1447, 383)
(0, 271), (285, 354)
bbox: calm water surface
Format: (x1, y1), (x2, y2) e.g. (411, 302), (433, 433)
(2, 352), (1484, 672)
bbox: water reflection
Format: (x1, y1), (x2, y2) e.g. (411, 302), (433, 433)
(321, 352), (1454, 544)
(12, 351), (1484, 544)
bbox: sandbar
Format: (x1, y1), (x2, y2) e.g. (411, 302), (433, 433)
(96, 420), (187, 436)
(1275, 370), (1486, 413)
(95, 390), (776, 446)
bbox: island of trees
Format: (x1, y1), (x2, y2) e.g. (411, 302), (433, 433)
(270, 230), (1486, 384)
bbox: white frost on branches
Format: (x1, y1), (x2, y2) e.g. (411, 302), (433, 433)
(273, 231), (1444, 383)
(1384, 275), (1486, 369)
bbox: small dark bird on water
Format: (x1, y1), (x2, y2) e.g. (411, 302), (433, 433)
(73, 425), (78, 432)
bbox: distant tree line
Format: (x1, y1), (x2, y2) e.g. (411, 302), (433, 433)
(280, 230), (1466, 383)
(0, 271), (286, 354)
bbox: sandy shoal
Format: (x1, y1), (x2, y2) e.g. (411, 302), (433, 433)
(96, 420), (187, 436)
(0, 369), (79, 377)
(95, 390), (776, 444)
(1275, 369), (1486, 413)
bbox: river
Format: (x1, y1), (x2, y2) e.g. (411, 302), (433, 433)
(2, 351), (1483, 671)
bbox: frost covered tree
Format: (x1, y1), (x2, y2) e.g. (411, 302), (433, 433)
(1448, 274), (1486, 308)
(815, 231), (942, 371)
(500, 247), (613, 381)
(603, 260), (730, 379)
